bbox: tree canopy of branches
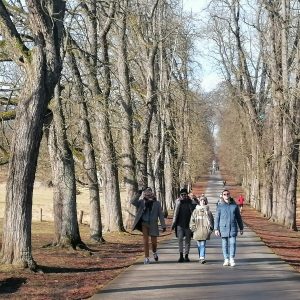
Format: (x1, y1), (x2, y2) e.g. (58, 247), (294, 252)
(206, 0), (300, 230)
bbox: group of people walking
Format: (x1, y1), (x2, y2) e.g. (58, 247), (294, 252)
(131, 186), (244, 267)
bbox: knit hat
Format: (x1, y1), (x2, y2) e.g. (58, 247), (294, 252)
(199, 196), (208, 204)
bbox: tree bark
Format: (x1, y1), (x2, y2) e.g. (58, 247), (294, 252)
(137, 45), (158, 188)
(116, 0), (138, 230)
(76, 0), (124, 232)
(266, 1), (299, 228)
(68, 51), (104, 242)
(45, 85), (84, 248)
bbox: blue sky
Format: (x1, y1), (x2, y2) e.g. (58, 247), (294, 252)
(182, 0), (222, 92)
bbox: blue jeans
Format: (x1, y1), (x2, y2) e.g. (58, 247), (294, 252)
(221, 236), (236, 259)
(196, 240), (206, 258)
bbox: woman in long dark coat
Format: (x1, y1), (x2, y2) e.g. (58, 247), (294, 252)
(131, 187), (166, 264)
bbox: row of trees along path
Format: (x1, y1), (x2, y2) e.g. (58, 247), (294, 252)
(0, 1), (299, 273)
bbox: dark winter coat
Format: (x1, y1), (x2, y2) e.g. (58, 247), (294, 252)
(171, 197), (196, 237)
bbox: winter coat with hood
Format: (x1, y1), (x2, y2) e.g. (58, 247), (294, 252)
(131, 192), (166, 237)
(189, 204), (214, 241)
(214, 197), (243, 237)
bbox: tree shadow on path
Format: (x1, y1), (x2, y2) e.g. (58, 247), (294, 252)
(0, 277), (26, 294)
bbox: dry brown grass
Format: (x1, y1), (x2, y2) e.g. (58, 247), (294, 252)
(0, 182), (128, 223)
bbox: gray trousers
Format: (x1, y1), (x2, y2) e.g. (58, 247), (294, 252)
(177, 226), (192, 255)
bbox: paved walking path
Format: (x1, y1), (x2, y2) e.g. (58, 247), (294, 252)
(91, 173), (300, 300)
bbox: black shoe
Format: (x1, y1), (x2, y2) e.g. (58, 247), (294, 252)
(200, 259), (206, 264)
(178, 256), (184, 263)
(184, 255), (190, 262)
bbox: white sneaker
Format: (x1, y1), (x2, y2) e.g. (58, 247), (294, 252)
(230, 258), (236, 267)
(223, 259), (230, 266)
(199, 257), (206, 264)
(144, 257), (150, 264)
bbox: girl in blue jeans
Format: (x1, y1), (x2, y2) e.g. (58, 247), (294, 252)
(189, 196), (214, 263)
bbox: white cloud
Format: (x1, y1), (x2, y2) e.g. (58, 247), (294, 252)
(182, 0), (209, 13)
(201, 72), (222, 92)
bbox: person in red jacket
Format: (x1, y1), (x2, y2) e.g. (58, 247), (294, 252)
(237, 194), (245, 213)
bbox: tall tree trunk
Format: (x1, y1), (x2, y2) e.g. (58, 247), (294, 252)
(267, 1), (299, 228)
(46, 85), (84, 248)
(0, 1), (66, 269)
(98, 29), (124, 232)
(274, 0), (298, 230)
(1, 63), (46, 269)
(152, 111), (166, 215)
(117, 0), (138, 229)
(97, 113), (124, 231)
(162, 60), (177, 209)
(175, 49), (190, 190)
(137, 46), (158, 188)
(277, 124), (298, 229)
(68, 51), (104, 242)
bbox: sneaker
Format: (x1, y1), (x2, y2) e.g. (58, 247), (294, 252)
(223, 259), (230, 266)
(153, 252), (159, 262)
(230, 258), (236, 267)
(199, 259), (206, 264)
(144, 257), (150, 264)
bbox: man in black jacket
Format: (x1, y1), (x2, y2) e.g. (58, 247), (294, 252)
(171, 188), (196, 262)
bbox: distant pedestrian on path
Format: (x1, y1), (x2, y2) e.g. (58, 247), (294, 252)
(222, 180), (226, 187)
(131, 187), (166, 264)
(237, 194), (245, 213)
(171, 188), (196, 262)
(214, 189), (243, 267)
(190, 196), (214, 264)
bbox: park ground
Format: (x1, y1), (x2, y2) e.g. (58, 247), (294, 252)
(0, 173), (299, 299)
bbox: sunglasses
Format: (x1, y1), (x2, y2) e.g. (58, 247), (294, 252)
(181, 193), (187, 196)
(223, 193), (230, 196)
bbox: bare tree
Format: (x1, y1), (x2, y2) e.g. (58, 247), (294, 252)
(74, 0), (124, 231)
(207, 0), (300, 229)
(116, 0), (138, 229)
(0, 0), (66, 269)
(67, 49), (104, 242)
(45, 84), (85, 248)
(265, 0), (300, 229)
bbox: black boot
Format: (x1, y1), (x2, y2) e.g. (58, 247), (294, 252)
(184, 254), (190, 262)
(178, 252), (184, 263)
